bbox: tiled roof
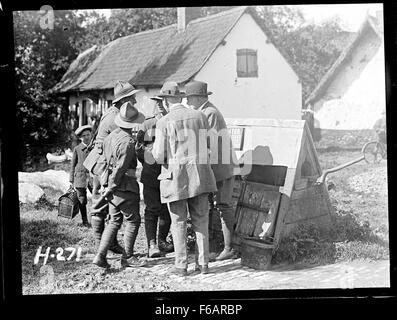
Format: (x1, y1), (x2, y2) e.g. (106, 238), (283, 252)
(54, 6), (299, 93)
(305, 13), (383, 105)
(54, 6), (248, 92)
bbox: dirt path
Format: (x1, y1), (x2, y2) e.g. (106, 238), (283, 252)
(69, 253), (389, 293)
(141, 256), (389, 291)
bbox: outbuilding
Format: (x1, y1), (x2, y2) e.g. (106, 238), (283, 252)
(305, 11), (385, 148)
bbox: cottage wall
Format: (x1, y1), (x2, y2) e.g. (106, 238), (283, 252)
(312, 28), (385, 131)
(193, 13), (302, 120)
(309, 26), (385, 149)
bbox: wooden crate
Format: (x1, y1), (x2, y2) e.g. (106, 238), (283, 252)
(232, 180), (281, 250)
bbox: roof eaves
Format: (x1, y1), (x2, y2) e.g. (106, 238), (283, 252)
(54, 25), (177, 93)
(305, 17), (373, 105)
(181, 6), (248, 83)
(52, 45), (98, 93)
(192, 5), (247, 22)
(112, 23), (176, 42)
(247, 7), (302, 82)
(367, 15), (383, 39)
(64, 41), (117, 92)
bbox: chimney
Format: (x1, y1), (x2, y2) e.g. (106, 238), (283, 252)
(177, 7), (202, 32)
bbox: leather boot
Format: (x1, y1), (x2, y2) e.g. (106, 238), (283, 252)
(123, 218), (140, 258)
(92, 223), (119, 268)
(158, 205), (171, 242)
(91, 215), (105, 249)
(121, 218), (147, 268)
(158, 239), (174, 253)
(145, 215), (161, 257)
(148, 241), (161, 258)
(158, 206), (173, 253)
(145, 214), (158, 248)
(108, 234), (124, 255)
(194, 264), (209, 274)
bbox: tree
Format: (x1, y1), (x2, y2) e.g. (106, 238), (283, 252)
(199, 6), (236, 16)
(108, 8), (177, 42)
(77, 7), (237, 52)
(13, 10), (84, 169)
(255, 6), (346, 102)
(73, 10), (112, 52)
(13, 8), (178, 169)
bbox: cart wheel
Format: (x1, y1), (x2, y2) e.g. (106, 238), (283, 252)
(362, 141), (384, 164)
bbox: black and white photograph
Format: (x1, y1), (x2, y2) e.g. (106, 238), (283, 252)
(2, 2), (391, 299)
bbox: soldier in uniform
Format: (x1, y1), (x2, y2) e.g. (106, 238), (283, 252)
(152, 82), (217, 276)
(69, 124), (93, 227)
(92, 102), (146, 268)
(84, 80), (140, 254)
(186, 81), (238, 261)
(136, 96), (173, 258)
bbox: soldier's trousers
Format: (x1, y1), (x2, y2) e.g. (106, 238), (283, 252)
(106, 191), (141, 257)
(143, 184), (171, 245)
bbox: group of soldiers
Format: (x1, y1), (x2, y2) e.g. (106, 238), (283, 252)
(69, 79), (237, 275)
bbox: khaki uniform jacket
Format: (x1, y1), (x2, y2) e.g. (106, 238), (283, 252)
(83, 106), (119, 174)
(70, 142), (90, 188)
(198, 101), (236, 182)
(152, 104), (217, 203)
(96, 106), (119, 144)
(103, 128), (140, 197)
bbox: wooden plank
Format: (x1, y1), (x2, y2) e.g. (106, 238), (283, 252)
(234, 207), (259, 237)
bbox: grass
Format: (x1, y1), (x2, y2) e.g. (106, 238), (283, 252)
(272, 150), (389, 265)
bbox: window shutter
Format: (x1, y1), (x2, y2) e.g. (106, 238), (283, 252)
(236, 49), (246, 77)
(246, 50), (258, 77)
(236, 49), (258, 77)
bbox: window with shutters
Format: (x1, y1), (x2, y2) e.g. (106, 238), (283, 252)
(236, 49), (258, 77)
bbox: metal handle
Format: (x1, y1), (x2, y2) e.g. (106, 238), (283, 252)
(316, 156), (364, 185)
(315, 141), (383, 185)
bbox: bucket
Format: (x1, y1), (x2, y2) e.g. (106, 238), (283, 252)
(241, 237), (274, 270)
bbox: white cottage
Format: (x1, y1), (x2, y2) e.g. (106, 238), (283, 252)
(53, 6), (302, 127)
(305, 11), (385, 148)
